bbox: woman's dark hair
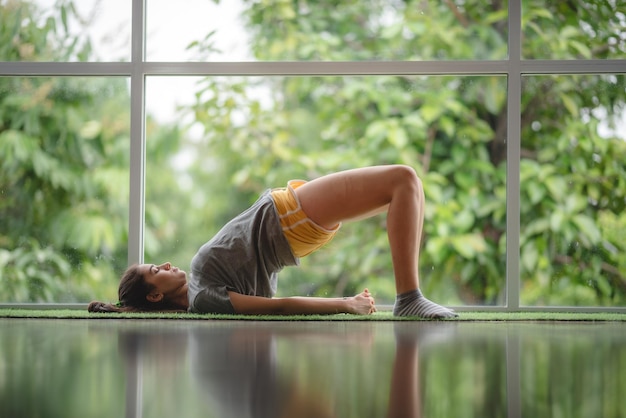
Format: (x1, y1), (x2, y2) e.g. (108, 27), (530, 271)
(88, 264), (184, 313)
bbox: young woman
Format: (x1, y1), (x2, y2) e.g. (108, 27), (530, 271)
(88, 165), (457, 318)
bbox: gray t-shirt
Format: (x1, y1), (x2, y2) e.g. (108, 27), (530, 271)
(187, 190), (299, 314)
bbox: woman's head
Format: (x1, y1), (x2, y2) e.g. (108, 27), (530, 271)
(88, 262), (189, 313)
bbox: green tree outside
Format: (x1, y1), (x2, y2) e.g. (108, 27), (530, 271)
(0, 1), (130, 302)
(1, 0), (625, 307)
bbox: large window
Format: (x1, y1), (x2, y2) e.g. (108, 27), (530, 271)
(1, 0), (625, 311)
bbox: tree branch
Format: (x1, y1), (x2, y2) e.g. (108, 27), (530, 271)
(554, 254), (626, 294)
(443, 0), (469, 28)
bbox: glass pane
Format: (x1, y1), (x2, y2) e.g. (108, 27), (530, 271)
(145, 75), (507, 307)
(0, 76), (130, 303)
(520, 75), (626, 307)
(523, 0), (626, 59)
(2, 0), (131, 62)
(146, 0), (508, 62)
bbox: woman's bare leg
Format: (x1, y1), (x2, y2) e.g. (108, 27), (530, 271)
(295, 165), (456, 318)
(296, 165), (422, 293)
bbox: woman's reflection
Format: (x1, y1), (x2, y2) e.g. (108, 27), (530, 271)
(189, 324), (336, 418)
(386, 322), (456, 418)
(188, 322), (457, 418)
(115, 322), (458, 418)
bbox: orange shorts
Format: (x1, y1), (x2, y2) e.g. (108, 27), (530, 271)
(271, 180), (340, 258)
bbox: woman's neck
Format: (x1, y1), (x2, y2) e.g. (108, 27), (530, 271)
(169, 285), (190, 310)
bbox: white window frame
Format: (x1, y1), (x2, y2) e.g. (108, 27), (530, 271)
(1, 0), (625, 312)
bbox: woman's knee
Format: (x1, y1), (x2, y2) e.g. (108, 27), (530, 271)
(389, 165), (422, 193)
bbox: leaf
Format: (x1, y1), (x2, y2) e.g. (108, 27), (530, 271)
(521, 243), (539, 272)
(475, 199), (502, 218)
(483, 9), (508, 24)
(550, 210), (565, 232)
(524, 23), (544, 43)
(444, 99), (466, 115)
(570, 40), (592, 59)
(403, 112), (426, 129)
(60, 5), (68, 33)
(559, 92), (579, 117)
(484, 77), (504, 114)
(560, 26), (580, 39)
(460, 263), (477, 284)
(425, 237), (448, 264)
(451, 234), (487, 259)
(564, 194), (587, 214)
(453, 210), (475, 232)
(364, 120), (387, 143)
(420, 103), (441, 124)
(454, 170), (475, 191)
(595, 276), (613, 298)
(525, 181), (545, 204)
(572, 214), (602, 245)
(439, 116), (455, 137)
(545, 176), (568, 201)
(530, 8), (554, 20)
(387, 122), (408, 148)
(523, 218), (550, 238)
(423, 182), (444, 203)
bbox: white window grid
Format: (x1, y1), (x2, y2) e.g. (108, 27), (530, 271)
(1, 0), (624, 312)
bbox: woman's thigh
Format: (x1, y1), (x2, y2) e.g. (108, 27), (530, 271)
(294, 165), (418, 229)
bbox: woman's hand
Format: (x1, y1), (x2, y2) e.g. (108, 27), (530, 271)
(347, 288), (377, 315)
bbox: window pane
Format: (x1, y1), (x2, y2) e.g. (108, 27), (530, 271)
(3, 0), (131, 62)
(145, 75), (507, 307)
(520, 75), (626, 307)
(146, 0), (508, 62)
(523, 0), (626, 59)
(0, 77), (130, 303)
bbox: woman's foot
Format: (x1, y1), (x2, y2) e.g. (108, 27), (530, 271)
(393, 289), (458, 319)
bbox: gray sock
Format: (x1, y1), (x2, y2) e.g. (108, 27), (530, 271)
(393, 289), (458, 319)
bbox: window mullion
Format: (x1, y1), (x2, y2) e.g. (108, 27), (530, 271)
(128, 0), (147, 265)
(506, 0), (522, 311)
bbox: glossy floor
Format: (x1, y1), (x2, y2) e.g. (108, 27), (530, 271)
(1, 319), (624, 418)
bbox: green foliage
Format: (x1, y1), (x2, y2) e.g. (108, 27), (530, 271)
(520, 74), (626, 306)
(2, 0), (625, 307)
(523, 1), (626, 59)
(0, 1), (127, 302)
(0, 239), (70, 301)
(0, 0), (92, 61)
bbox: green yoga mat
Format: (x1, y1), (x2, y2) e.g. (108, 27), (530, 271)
(1, 309), (625, 321)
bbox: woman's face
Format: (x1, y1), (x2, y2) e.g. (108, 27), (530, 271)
(139, 262), (188, 300)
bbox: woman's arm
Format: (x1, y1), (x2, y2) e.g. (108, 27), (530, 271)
(228, 289), (376, 315)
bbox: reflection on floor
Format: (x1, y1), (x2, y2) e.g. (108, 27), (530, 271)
(1, 319), (624, 418)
